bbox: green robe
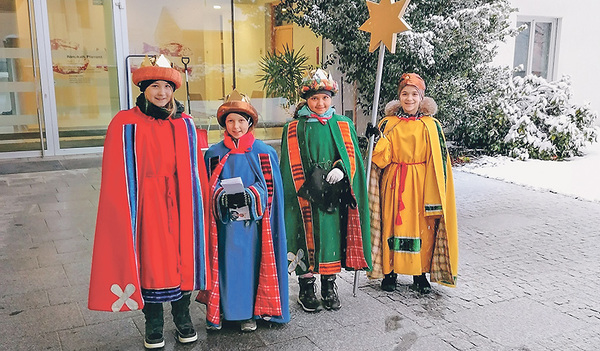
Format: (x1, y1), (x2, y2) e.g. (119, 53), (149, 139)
(281, 113), (371, 275)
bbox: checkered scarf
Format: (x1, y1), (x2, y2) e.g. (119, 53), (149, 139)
(366, 164), (384, 279)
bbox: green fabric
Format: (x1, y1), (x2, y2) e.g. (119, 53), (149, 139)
(281, 114), (371, 275)
(387, 237), (421, 253)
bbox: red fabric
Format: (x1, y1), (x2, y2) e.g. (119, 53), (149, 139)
(197, 128), (208, 148)
(197, 153), (229, 325)
(253, 154), (282, 317)
(88, 108), (210, 312)
(310, 113), (331, 125)
(223, 131), (255, 153)
(390, 161), (425, 226)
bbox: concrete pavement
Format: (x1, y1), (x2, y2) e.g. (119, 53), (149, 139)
(0, 155), (599, 350)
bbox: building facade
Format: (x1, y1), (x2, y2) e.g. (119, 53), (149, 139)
(493, 0), (600, 114)
(1, 0), (328, 158)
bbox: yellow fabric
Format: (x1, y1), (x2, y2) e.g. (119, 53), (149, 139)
(368, 115), (458, 286)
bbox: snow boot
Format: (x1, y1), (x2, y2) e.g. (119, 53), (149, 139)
(410, 273), (432, 294)
(171, 293), (197, 344)
(142, 302), (165, 349)
(297, 276), (322, 312)
(320, 274), (341, 311)
(381, 272), (397, 292)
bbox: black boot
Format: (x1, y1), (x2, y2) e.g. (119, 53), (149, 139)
(298, 276), (322, 312)
(410, 273), (432, 294)
(320, 274), (341, 311)
(381, 272), (397, 292)
(171, 293), (197, 344)
(142, 302), (164, 349)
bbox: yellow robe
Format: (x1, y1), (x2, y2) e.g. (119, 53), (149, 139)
(368, 115), (458, 287)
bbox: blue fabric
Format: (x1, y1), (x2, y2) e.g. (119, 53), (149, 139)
(123, 124), (138, 250)
(141, 287), (183, 303)
(296, 104), (335, 119)
(204, 139), (290, 323)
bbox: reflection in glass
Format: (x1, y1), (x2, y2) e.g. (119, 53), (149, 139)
(531, 22), (551, 78)
(126, 0), (323, 144)
(0, 0), (43, 152)
(513, 21), (529, 78)
(47, 0), (120, 149)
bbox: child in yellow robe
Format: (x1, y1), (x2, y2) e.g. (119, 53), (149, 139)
(366, 73), (458, 294)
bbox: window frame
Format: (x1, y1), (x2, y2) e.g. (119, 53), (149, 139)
(513, 16), (561, 81)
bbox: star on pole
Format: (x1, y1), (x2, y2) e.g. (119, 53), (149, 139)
(359, 0), (411, 53)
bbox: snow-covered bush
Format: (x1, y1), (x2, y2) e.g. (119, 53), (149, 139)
(275, 0), (599, 160)
(500, 74), (599, 160)
(277, 0), (518, 144)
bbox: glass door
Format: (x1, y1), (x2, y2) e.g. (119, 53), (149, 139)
(0, 0), (44, 154)
(46, 0), (120, 151)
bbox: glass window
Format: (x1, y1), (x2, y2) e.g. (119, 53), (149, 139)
(125, 0), (322, 144)
(0, 0), (44, 153)
(513, 17), (560, 80)
(46, 0), (121, 149)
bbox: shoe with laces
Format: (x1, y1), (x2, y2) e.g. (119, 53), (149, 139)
(321, 274), (341, 311)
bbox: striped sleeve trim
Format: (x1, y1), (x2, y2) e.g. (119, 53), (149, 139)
(425, 204), (443, 216)
(247, 186), (263, 219)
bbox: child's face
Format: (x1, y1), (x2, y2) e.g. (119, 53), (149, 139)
(306, 93), (332, 115)
(399, 85), (422, 115)
(144, 80), (173, 107)
(225, 113), (250, 140)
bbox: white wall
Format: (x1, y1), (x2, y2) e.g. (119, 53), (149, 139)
(493, 0), (600, 113)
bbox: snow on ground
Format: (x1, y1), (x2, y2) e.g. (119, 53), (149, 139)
(457, 142), (600, 203)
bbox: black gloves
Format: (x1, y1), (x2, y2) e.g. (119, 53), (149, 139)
(220, 192), (249, 209)
(365, 122), (381, 139)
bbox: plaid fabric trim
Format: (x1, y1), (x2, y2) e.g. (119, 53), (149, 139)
(200, 153), (230, 326)
(337, 121), (356, 180)
(337, 121), (368, 270)
(286, 121), (316, 271)
(253, 153), (282, 317)
(346, 206), (369, 269)
(430, 220), (456, 286)
(319, 261), (342, 275)
(367, 164), (384, 279)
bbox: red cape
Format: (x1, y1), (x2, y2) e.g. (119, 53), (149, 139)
(88, 108), (210, 312)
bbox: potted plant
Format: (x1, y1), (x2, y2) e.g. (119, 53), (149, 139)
(256, 44), (310, 109)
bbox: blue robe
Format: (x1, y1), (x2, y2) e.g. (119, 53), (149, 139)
(204, 138), (290, 323)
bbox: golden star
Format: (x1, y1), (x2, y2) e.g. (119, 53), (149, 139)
(359, 0), (411, 53)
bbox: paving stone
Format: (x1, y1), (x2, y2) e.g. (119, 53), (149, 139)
(1, 164), (600, 350)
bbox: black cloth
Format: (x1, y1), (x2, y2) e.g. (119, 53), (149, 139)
(220, 192), (249, 209)
(297, 166), (354, 213)
(365, 122), (380, 139)
(136, 94), (184, 120)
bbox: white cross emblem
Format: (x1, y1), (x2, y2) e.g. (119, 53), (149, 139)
(287, 249), (307, 273)
(110, 283), (139, 312)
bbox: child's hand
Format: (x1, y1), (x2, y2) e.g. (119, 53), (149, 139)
(326, 168), (344, 184)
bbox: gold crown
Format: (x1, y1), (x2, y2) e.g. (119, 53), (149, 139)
(217, 89), (258, 127)
(140, 54), (173, 68)
(132, 54), (181, 89)
(224, 89), (251, 104)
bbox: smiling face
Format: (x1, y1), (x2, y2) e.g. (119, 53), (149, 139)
(225, 113), (250, 140)
(399, 85), (422, 115)
(306, 93), (332, 115)
(143, 80), (173, 107)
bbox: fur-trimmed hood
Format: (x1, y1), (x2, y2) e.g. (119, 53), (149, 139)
(384, 96), (438, 116)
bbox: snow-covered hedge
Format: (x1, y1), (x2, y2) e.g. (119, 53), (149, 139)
(499, 74), (599, 160)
